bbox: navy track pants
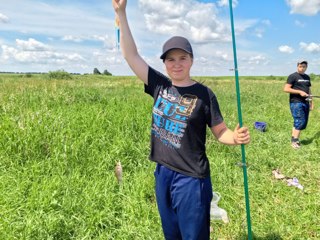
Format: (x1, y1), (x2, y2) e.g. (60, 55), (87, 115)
(154, 164), (213, 240)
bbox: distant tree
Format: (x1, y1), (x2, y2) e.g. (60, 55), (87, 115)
(23, 73), (33, 78)
(103, 69), (112, 75)
(48, 69), (72, 80)
(93, 68), (101, 75)
(267, 75), (276, 80)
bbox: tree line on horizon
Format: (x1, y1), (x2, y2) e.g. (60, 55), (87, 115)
(0, 68), (113, 76)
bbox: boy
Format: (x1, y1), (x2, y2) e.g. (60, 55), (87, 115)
(112, 0), (250, 239)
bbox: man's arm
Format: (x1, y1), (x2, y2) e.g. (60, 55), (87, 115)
(283, 83), (308, 97)
(112, 0), (149, 84)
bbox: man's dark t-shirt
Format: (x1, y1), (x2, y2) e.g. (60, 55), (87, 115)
(287, 72), (311, 103)
(144, 67), (223, 178)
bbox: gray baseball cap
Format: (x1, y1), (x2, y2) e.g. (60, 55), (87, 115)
(160, 36), (193, 60)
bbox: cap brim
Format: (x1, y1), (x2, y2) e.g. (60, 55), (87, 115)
(160, 48), (192, 59)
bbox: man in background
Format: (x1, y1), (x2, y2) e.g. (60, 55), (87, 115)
(283, 60), (313, 149)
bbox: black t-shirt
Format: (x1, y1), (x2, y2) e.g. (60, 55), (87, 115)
(287, 72), (311, 103)
(144, 67), (224, 178)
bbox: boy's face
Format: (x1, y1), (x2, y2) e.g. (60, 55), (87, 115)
(164, 49), (193, 82)
(297, 63), (307, 74)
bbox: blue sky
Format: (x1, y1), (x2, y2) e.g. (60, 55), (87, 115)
(0, 0), (320, 76)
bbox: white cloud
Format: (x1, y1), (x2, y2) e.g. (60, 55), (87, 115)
(286, 0), (320, 16)
(92, 35), (108, 42)
(138, 0), (230, 43)
(254, 28), (264, 38)
(234, 19), (259, 35)
(248, 55), (267, 64)
(299, 42), (320, 53)
(0, 2), (111, 38)
(278, 45), (294, 54)
(1, 38), (85, 65)
(62, 35), (84, 43)
(262, 19), (271, 26)
(16, 38), (51, 51)
(0, 13), (9, 23)
(294, 20), (305, 27)
(62, 35), (108, 43)
(215, 51), (229, 61)
(0, 0), (117, 74)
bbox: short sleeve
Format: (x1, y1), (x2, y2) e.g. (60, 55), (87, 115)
(205, 88), (224, 127)
(287, 73), (296, 85)
(144, 67), (171, 98)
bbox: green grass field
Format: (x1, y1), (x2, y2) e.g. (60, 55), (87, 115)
(0, 74), (319, 239)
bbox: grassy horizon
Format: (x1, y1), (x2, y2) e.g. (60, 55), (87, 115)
(0, 74), (319, 239)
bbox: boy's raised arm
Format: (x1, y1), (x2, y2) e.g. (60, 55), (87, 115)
(112, 0), (149, 84)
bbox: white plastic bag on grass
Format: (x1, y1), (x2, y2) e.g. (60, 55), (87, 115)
(210, 192), (229, 223)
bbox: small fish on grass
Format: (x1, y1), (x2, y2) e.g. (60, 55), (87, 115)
(114, 161), (123, 184)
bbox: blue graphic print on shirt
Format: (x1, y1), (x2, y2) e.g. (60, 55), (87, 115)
(151, 88), (197, 149)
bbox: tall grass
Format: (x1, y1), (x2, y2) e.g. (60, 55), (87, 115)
(0, 74), (319, 239)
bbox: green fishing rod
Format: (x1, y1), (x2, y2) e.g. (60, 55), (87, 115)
(228, 0), (252, 239)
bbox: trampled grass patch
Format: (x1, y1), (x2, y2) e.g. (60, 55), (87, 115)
(0, 74), (319, 239)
